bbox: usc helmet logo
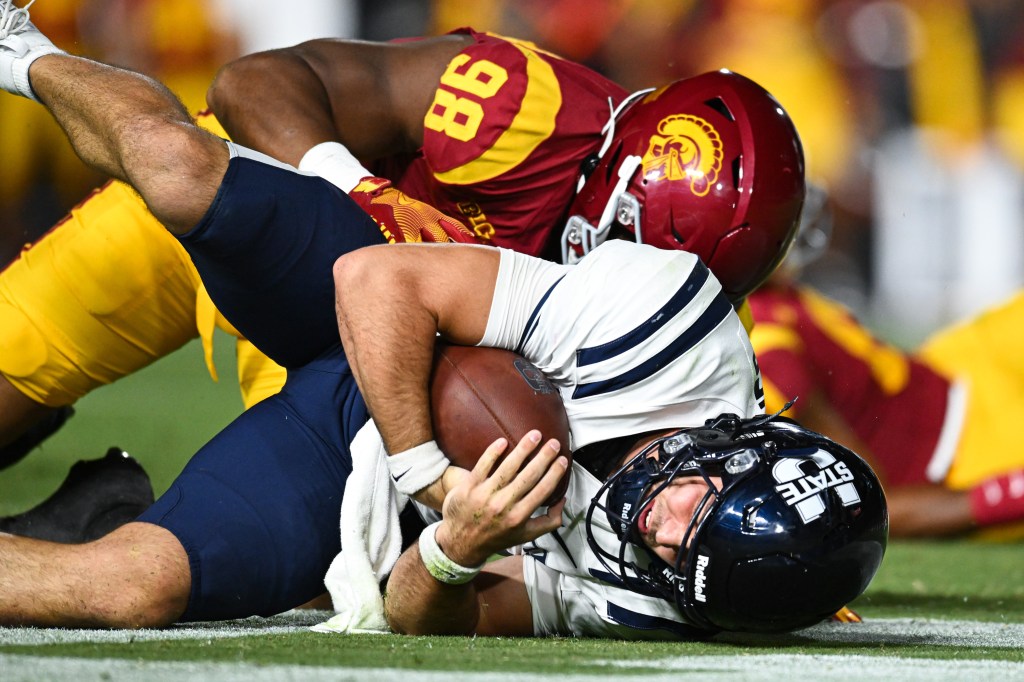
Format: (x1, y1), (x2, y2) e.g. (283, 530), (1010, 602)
(642, 114), (724, 198)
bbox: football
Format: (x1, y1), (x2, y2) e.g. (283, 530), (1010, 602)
(430, 342), (572, 504)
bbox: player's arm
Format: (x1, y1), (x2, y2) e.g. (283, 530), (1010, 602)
(386, 554), (534, 636)
(886, 469), (1024, 537)
(384, 433), (565, 635)
(333, 242), (490, 508)
(207, 34), (472, 166)
(333, 241), (494, 457)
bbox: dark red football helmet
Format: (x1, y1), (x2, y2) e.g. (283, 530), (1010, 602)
(562, 70), (805, 301)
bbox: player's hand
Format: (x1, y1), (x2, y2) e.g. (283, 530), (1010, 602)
(435, 431), (567, 567)
(413, 464), (472, 512)
(349, 177), (478, 244)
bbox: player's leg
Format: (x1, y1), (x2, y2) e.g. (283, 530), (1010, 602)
(0, 349), (367, 626)
(26, 55), (225, 233)
(0, 12), (224, 233)
(174, 147), (388, 368)
(138, 352), (368, 620)
(0, 521), (189, 627)
(0, 180), (206, 464)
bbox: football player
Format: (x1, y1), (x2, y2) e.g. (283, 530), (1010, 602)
(750, 212), (1024, 538)
(0, 6), (885, 636)
(0, 28), (804, 481)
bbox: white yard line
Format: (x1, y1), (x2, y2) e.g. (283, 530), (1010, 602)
(3, 614), (1024, 649)
(1, 652), (1023, 682)
(3, 616), (1024, 681)
(0, 610), (326, 646)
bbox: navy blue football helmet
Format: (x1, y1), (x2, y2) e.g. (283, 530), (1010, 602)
(586, 412), (888, 633)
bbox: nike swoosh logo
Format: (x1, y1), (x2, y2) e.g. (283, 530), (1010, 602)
(391, 470), (410, 482)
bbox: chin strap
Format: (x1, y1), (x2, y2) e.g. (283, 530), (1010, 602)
(576, 88), (654, 194)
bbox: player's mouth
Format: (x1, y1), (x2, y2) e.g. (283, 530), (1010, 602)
(637, 500), (656, 536)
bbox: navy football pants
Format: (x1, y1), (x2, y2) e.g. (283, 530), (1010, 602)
(139, 153), (385, 620)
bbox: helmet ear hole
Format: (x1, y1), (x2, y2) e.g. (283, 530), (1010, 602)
(703, 96), (734, 121)
(731, 156), (743, 188)
(579, 153), (601, 181)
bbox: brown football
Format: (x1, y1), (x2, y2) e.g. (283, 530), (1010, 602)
(430, 342), (572, 505)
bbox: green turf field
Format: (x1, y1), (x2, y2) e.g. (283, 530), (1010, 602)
(1, 339), (1022, 680)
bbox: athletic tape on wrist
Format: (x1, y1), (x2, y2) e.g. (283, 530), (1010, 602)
(418, 521), (484, 585)
(386, 440), (449, 496)
(298, 141), (371, 193)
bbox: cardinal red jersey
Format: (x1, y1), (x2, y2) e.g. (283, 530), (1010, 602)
(748, 282), (956, 486)
(372, 28), (627, 260)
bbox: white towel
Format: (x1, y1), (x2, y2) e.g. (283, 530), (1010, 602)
(311, 421), (407, 635)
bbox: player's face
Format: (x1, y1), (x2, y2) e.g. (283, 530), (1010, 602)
(636, 474), (722, 565)
(617, 432), (722, 565)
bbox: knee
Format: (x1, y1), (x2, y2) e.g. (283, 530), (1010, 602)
(333, 248), (379, 301)
(85, 523), (191, 628)
(129, 125), (228, 234)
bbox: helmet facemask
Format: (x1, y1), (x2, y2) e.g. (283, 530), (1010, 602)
(562, 154), (643, 264)
(585, 426), (764, 616)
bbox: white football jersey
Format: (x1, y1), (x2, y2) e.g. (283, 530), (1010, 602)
(481, 240), (764, 637)
(482, 240), (764, 450)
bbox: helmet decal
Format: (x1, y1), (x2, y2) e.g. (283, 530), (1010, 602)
(771, 449), (861, 524)
(642, 114), (724, 197)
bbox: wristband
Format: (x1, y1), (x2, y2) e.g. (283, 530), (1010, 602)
(418, 521), (484, 585)
(386, 440), (448, 496)
(298, 141), (371, 193)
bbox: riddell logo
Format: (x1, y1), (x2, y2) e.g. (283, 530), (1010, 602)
(642, 114), (724, 198)
(693, 554), (710, 603)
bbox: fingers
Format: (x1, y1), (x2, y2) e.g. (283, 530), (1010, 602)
(488, 433), (566, 526)
(489, 431), (561, 499)
(517, 451), (568, 511)
(489, 430), (544, 488)
(523, 496), (567, 539)
(441, 432), (568, 559)
(472, 437), (509, 479)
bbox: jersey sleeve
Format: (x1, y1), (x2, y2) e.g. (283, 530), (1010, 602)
(421, 31), (619, 185)
(480, 248), (569, 351)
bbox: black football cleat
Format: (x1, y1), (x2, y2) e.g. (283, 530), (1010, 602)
(0, 447), (155, 543)
(0, 406), (75, 470)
